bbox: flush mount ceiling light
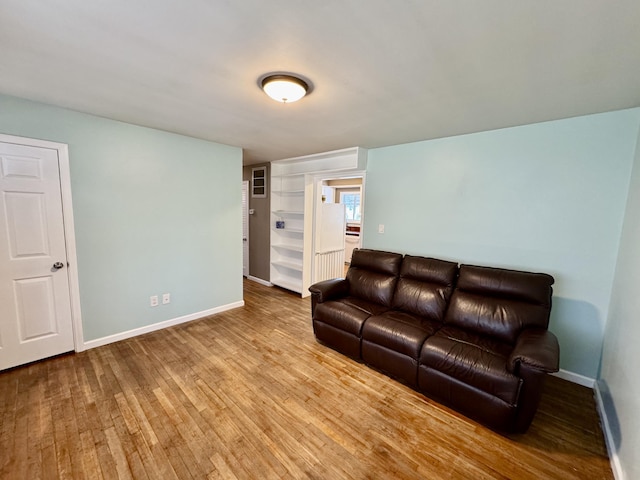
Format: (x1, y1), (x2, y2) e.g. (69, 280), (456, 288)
(261, 74), (309, 103)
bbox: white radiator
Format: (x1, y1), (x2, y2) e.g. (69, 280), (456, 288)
(314, 249), (345, 282)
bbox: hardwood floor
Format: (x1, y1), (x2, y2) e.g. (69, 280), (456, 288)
(0, 279), (613, 479)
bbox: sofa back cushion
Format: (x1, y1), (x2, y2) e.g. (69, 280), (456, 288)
(346, 249), (403, 307)
(392, 256), (458, 321)
(444, 265), (554, 344)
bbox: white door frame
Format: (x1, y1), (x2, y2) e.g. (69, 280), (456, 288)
(311, 170), (366, 282)
(242, 180), (250, 277)
(0, 133), (84, 352)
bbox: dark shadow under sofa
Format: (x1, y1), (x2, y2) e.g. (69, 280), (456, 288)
(309, 248), (560, 433)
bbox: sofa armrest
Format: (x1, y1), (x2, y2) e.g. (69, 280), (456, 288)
(308, 278), (349, 316)
(309, 278), (349, 303)
(508, 328), (559, 374)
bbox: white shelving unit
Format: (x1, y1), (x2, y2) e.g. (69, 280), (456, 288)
(270, 171), (308, 294)
(270, 147), (367, 297)
(271, 171), (305, 294)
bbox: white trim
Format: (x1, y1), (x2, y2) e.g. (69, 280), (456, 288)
(311, 170), (366, 286)
(551, 368), (595, 388)
(251, 166), (267, 198)
(0, 134), (85, 352)
(553, 370), (623, 478)
(242, 180), (250, 277)
(57, 144), (85, 353)
(81, 301), (245, 351)
(247, 275), (272, 287)
(594, 382), (625, 480)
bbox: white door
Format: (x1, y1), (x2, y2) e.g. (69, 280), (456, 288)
(0, 141), (75, 370)
(242, 181), (249, 277)
(313, 203), (346, 283)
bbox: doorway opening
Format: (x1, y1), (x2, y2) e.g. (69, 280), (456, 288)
(312, 174), (365, 283)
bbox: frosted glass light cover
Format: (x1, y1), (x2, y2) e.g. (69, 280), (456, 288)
(262, 76), (308, 103)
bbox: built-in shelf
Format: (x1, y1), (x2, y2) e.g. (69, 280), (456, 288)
(271, 173), (306, 178)
(271, 260), (303, 272)
(270, 146), (367, 298)
(270, 165), (306, 297)
(272, 189), (305, 195)
(273, 210), (304, 216)
(270, 276), (303, 294)
(273, 243), (305, 253)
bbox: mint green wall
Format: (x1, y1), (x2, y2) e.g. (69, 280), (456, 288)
(363, 108), (640, 378)
(599, 121), (640, 479)
(0, 94), (243, 342)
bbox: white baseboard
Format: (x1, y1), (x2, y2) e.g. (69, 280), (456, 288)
(594, 382), (625, 480)
(552, 368), (595, 388)
(247, 275), (272, 287)
(79, 300), (245, 351)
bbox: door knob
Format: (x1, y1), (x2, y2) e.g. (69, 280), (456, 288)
(53, 262), (64, 270)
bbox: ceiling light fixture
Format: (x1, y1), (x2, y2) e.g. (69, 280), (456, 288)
(261, 74), (309, 103)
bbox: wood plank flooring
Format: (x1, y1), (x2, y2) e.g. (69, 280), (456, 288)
(0, 279), (613, 479)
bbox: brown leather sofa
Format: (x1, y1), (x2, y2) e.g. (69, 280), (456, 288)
(309, 249), (559, 433)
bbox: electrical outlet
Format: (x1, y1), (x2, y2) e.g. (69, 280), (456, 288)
(162, 293), (171, 305)
(150, 295), (159, 307)
(378, 224), (385, 234)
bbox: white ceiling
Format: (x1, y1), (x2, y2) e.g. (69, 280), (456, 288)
(1, 1), (639, 165)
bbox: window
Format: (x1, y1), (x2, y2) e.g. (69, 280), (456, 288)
(251, 167), (267, 198)
(340, 192), (361, 221)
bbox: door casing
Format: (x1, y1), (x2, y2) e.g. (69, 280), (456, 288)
(242, 180), (250, 277)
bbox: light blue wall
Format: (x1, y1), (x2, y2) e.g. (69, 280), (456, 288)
(363, 108), (640, 378)
(599, 121), (640, 479)
(0, 94), (243, 342)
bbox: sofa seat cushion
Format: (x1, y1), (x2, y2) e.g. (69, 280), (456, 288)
(420, 326), (521, 405)
(314, 296), (390, 336)
(362, 310), (441, 359)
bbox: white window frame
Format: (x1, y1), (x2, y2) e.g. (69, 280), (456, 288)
(251, 167), (267, 198)
(340, 191), (361, 222)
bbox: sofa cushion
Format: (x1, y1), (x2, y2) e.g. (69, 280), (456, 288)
(420, 326), (521, 405)
(392, 255), (458, 320)
(444, 265), (554, 344)
(362, 310), (441, 359)
(433, 325), (513, 358)
(349, 248), (403, 276)
(346, 249), (403, 307)
(314, 296), (390, 336)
